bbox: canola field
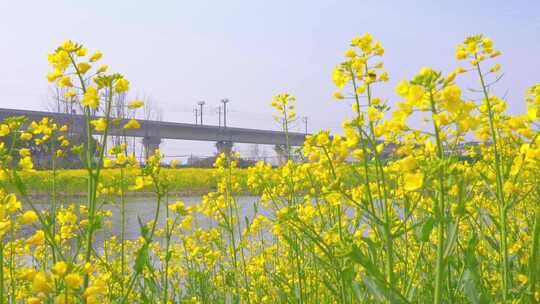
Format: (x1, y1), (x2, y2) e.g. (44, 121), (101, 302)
(11, 168), (244, 196)
(0, 34), (539, 303)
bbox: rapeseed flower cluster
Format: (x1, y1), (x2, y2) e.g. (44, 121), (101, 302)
(0, 35), (538, 304)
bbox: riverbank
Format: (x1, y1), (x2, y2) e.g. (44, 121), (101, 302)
(8, 168), (249, 197)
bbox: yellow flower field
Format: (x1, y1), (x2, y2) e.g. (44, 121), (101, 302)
(10, 168), (244, 196)
(0, 34), (539, 303)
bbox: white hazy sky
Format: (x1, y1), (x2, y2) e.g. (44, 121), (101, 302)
(1, 0), (539, 157)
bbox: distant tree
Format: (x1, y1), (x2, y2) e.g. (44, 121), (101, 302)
(141, 95), (163, 121)
(110, 92), (129, 149)
(138, 94), (162, 160)
(247, 144), (262, 161)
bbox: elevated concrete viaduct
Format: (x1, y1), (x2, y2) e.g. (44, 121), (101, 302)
(0, 108), (306, 159)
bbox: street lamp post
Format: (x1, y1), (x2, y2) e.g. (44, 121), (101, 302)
(221, 98), (229, 128)
(197, 101), (206, 125)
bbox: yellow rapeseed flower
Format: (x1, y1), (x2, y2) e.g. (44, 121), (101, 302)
(103, 157), (114, 168)
(83, 279), (106, 300)
(82, 86), (100, 109)
(90, 118), (107, 132)
(0, 221), (11, 238)
(128, 100), (144, 109)
(96, 64), (108, 73)
(26, 230), (45, 246)
(61, 40), (77, 52)
(58, 76), (73, 87)
(6, 194), (22, 213)
(52, 261), (68, 276)
(116, 153), (127, 165)
(19, 210), (38, 224)
(441, 85), (462, 113)
(516, 274), (528, 284)
(89, 51), (103, 62)
(65, 273), (83, 289)
(406, 85), (425, 105)
(26, 297), (41, 304)
(47, 70), (63, 82)
(77, 62), (92, 74)
(76, 47), (87, 56)
(333, 91), (344, 99)
(123, 119), (140, 129)
(19, 156), (34, 171)
(403, 172), (424, 191)
(169, 201), (188, 215)
(32, 272), (52, 294)
(115, 78), (129, 93)
(64, 90), (76, 98)
(0, 124), (10, 136)
(344, 48), (356, 58)
(130, 176), (145, 190)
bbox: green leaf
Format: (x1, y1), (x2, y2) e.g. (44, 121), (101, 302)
(461, 233), (490, 304)
(443, 220), (459, 258)
(349, 244), (384, 281)
(137, 216), (149, 241)
(417, 216), (435, 242)
(11, 170), (28, 195)
(462, 269), (489, 304)
(350, 245), (409, 303)
(462, 270), (481, 304)
(134, 243), (149, 273)
(363, 275), (409, 304)
(342, 264), (356, 285)
(363, 275), (385, 302)
(351, 281), (364, 302)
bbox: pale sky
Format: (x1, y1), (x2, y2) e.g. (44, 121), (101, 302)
(1, 0), (539, 158)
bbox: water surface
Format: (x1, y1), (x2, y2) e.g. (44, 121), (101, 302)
(22, 196), (261, 248)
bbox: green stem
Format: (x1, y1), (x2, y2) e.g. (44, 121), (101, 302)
(8, 221), (14, 303)
(475, 57), (509, 300)
(0, 242), (3, 304)
(84, 83), (113, 289)
(120, 176), (163, 304)
(120, 167), (126, 295)
(163, 194), (170, 304)
(282, 108), (291, 161)
(529, 207), (540, 302)
(429, 90), (446, 304)
(51, 140), (58, 264)
(349, 65), (394, 285)
(365, 65), (395, 286)
(224, 162), (241, 299)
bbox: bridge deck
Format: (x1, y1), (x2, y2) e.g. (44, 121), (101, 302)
(0, 108), (306, 146)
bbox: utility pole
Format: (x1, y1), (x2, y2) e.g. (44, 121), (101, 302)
(221, 98), (229, 128)
(194, 108), (199, 125)
(217, 105), (222, 127)
(302, 116), (308, 134)
(197, 101), (205, 125)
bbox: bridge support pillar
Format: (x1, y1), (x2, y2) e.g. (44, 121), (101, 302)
(142, 136), (162, 160)
(215, 140), (234, 156)
(274, 144), (289, 165)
